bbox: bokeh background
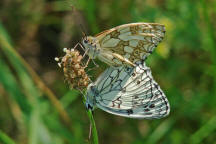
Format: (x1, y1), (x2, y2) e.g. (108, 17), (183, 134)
(0, 0), (216, 144)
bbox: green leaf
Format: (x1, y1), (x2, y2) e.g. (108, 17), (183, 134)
(0, 130), (16, 144)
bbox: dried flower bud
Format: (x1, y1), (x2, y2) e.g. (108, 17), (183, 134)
(55, 57), (60, 61)
(55, 48), (90, 91)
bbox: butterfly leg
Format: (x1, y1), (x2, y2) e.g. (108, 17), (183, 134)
(83, 57), (91, 68)
(92, 59), (99, 67)
(82, 48), (89, 58)
(83, 54), (99, 68)
(72, 42), (86, 52)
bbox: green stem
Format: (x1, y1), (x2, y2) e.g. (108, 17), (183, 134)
(87, 110), (99, 144)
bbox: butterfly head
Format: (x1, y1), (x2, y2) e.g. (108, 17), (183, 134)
(82, 36), (100, 59)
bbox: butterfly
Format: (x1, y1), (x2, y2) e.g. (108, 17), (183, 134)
(82, 23), (165, 67)
(85, 61), (170, 119)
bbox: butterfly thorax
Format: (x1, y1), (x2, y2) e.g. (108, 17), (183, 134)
(82, 36), (101, 59)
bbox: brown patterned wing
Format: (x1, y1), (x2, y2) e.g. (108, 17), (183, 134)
(95, 23), (165, 63)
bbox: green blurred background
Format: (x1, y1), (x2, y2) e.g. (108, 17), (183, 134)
(0, 0), (216, 144)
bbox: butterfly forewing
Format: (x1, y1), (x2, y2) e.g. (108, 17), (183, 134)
(86, 62), (170, 119)
(97, 23), (165, 63)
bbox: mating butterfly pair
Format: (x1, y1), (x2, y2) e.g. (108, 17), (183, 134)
(82, 23), (170, 119)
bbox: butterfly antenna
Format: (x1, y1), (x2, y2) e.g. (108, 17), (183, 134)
(79, 24), (87, 40)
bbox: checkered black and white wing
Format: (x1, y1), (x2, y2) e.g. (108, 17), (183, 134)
(86, 62), (170, 119)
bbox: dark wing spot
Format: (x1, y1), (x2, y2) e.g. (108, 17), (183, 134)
(149, 104), (155, 108)
(121, 87), (126, 93)
(126, 67), (131, 72)
(145, 112), (153, 115)
(154, 83), (159, 89)
(144, 108), (150, 112)
(134, 50), (139, 55)
(127, 109), (133, 115)
(149, 51), (153, 54)
(133, 102), (138, 104)
(134, 95), (139, 99)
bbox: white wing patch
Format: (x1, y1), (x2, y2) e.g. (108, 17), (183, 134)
(86, 62), (170, 119)
(102, 38), (120, 47)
